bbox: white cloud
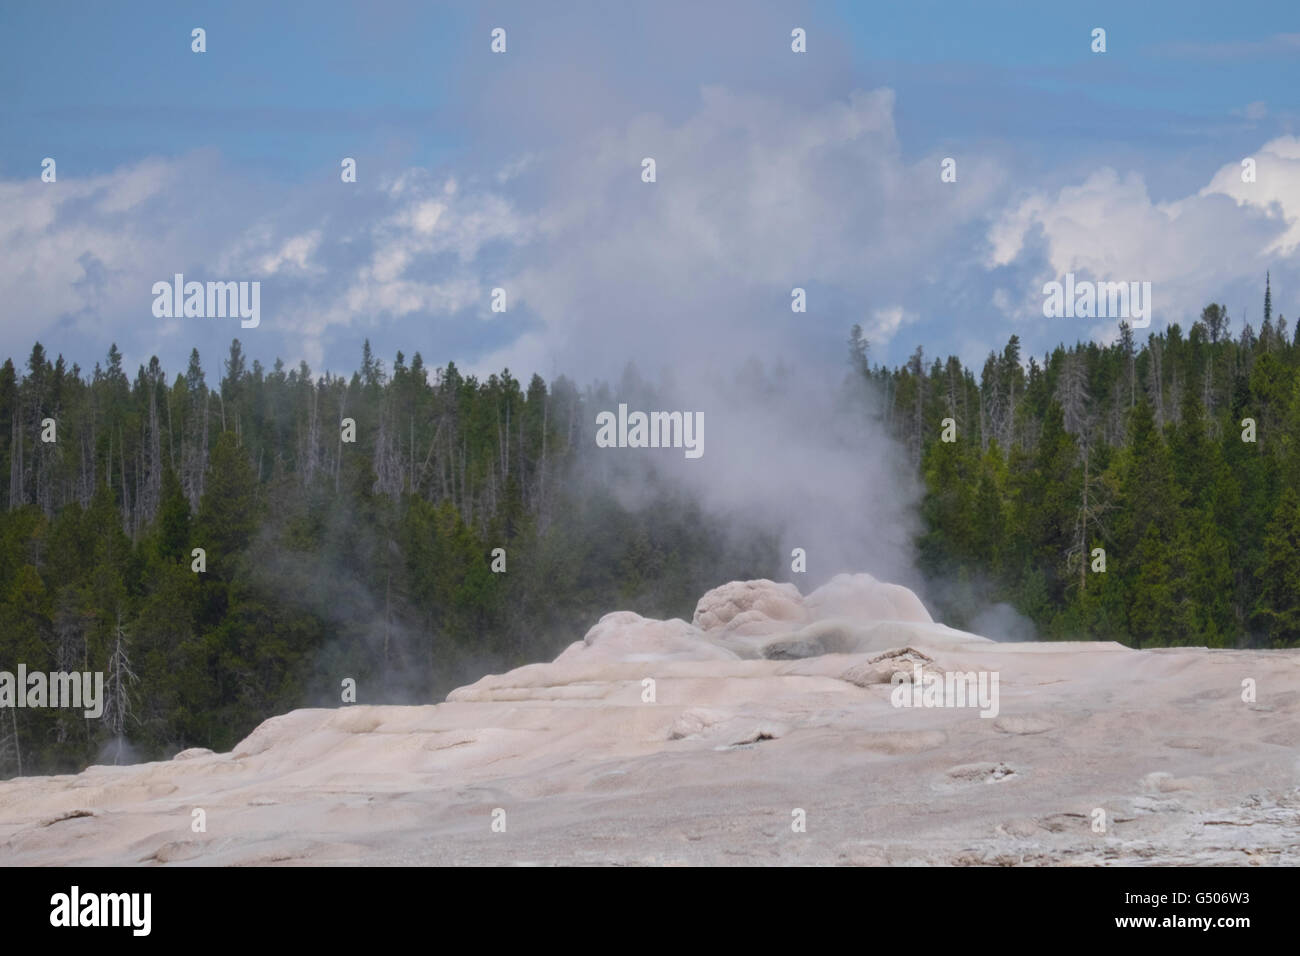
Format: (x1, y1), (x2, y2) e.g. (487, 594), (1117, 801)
(1200, 136), (1300, 254)
(985, 139), (1300, 327)
(0, 158), (200, 346)
(866, 306), (919, 345)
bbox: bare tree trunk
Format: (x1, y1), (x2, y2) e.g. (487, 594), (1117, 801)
(119, 427), (130, 535)
(978, 388), (987, 453)
(1079, 447), (1089, 593)
(104, 613), (138, 764)
(1150, 336), (1165, 428)
(335, 393), (345, 495)
(461, 437), (470, 526)
(539, 396), (549, 523)
(8, 410), (22, 510)
(79, 425), (88, 507)
(166, 385), (176, 470)
(1005, 377), (1017, 449)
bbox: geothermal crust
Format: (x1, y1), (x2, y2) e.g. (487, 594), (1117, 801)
(2, 573), (1298, 866)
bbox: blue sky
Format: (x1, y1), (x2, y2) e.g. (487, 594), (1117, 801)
(2, 0), (1298, 383)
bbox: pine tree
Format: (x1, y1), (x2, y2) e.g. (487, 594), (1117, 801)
(154, 464), (190, 563)
(195, 431), (259, 573)
(1253, 487), (1300, 646)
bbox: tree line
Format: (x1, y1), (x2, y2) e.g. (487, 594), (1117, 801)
(871, 276), (1299, 649)
(2, 275), (1297, 776)
(0, 341), (768, 776)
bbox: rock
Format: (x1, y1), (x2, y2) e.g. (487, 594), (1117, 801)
(692, 579), (806, 635)
(805, 572), (933, 624)
(172, 747), (215, 761)
(839, 647), (935, 686)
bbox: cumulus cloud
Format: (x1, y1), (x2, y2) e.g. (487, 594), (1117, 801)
(985, 137), (1300, 337)
(0, 154), (532, 371)
(1200, 136), (1300, 255)
(0, 157), (195, 348)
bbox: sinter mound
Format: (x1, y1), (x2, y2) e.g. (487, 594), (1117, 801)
(1, 573), (1298, 866)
